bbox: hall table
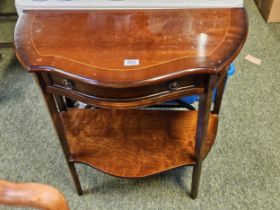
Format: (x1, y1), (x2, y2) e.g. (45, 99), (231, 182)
(14, 8), (248, 199)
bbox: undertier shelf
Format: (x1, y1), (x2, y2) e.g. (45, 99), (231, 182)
(59, 109), (218, 178)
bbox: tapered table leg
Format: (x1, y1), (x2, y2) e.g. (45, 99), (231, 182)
(214, 75), (228, 114)
(191, 76), (214, 199)
(33, 74), (83, 195)
(191, 162), (202, 199)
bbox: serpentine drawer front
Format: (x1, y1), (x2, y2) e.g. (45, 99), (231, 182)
(14, 8), (248, 198)
(44, 72), (207, 105)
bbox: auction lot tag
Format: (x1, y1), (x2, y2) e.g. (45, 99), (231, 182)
(124, 59), (140, 66)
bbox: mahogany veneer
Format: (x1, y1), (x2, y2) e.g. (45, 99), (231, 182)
(15, 9), (248, 88)
(60, 109), (218, 178)
(14, 8), (248, 199)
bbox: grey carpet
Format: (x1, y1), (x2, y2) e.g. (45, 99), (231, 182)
(0, 0), (280, 209)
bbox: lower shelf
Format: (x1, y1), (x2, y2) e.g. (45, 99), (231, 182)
(59, 109), (218, 178)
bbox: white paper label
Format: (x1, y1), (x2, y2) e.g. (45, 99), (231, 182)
(245, 55), (262, 66)
(124, 59), (140, 66)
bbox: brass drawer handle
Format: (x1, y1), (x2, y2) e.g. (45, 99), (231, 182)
(63, 79), (74, 90)
(168, 80), (180, 91)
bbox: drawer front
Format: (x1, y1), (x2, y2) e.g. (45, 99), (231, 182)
(41, 72), (209, 108)
(46, 73), (207, 102)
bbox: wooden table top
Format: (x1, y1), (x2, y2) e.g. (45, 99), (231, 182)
(14, 8), (247, 88)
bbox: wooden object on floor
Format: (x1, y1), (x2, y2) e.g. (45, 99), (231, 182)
(14, 8), (248, 199)
(0, 179), (70, 210)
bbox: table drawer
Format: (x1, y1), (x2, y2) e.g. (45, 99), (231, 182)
(48, 73), (205, 100)
(41, 73), (208, 109)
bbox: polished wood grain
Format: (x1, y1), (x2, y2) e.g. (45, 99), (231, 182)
(0, 179), (69, 210)
(60, 109), (218, 178)
(14, 8), (248, 198)
(45, 72), (207, 109)
(41, 68), (229, 110)
(14, 9), (248, 88)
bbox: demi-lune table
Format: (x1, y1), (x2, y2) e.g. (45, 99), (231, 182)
(14, 8), (248, 199)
